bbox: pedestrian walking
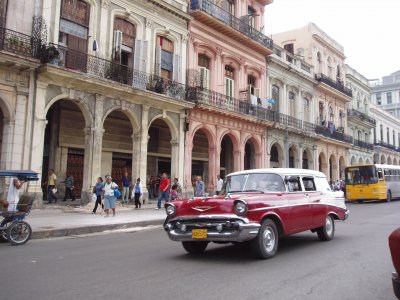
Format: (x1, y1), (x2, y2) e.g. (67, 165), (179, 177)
(92, 177), (104, 214)
(195, 176), (205, 197)
(216, 174), (223, 195)
(148, 176), (156, 199)
(102, 175), (118, 217)
(7, 177), (25, 212)
(132, 178), (142, 209)
(156, 173), (170, 210)
(43, 169), (57, 204)
(62, 173), (76, 202)
(121, 171), (131, 205)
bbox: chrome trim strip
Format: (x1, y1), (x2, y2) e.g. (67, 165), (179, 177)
(249, 202), (346, 212)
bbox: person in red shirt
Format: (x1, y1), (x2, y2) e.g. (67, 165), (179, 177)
(156, 173), (170, 210)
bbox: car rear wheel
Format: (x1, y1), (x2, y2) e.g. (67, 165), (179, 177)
(182, 241), (208, 254)
(387, 190), (392, 203)
(251, 219), (278, 259)
(317, 215), (335, 241)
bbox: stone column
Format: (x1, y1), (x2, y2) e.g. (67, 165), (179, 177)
(0, 118), (14, 170)
(184, 129), (193, 196)
(297, 90), (303, 122)
(99, 0), (110, 58)
(131, 133), (141, 180)
(207, 146), (216, 193)
(234, 149), (242, 172)
(284, 129), (289, 168)
(170, 139), (180, 181)
(12, 87), (29, 169)
(178, 113), (186, 183)
(281, 82), (287, 114)
(139, 105), (149, 197)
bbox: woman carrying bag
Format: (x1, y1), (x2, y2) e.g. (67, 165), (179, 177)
(102, 175), (119, 217)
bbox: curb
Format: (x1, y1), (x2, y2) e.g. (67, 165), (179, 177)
(31, 218), (165, 240)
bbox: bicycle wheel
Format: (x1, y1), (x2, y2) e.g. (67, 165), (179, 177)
(7, 221), (32, 245)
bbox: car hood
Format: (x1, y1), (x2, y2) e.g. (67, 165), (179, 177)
(321, 190), (346, 209)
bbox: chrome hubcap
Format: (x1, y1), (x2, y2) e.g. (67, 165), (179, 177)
(325, 217), (333, 236)
(263, 227), (275, 252)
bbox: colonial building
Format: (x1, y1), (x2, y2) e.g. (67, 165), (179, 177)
(370, 103), (400, 165)
(271, 23), (352, 181)
(370, 70), (400, 118)
(345, 64), (375, 165)
(0, 0), (193, 204)
(266, 43), (318, 170)
(184, 0), (274, 192)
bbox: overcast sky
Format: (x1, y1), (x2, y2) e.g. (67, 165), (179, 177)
(265, 0), (399, 80)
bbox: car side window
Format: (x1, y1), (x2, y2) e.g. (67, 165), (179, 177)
(287, 177), (302, 192)
(302, 177), (316, 191)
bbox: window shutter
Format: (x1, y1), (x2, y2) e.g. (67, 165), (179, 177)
(134, 39), (141, 71)
(114, 30), (122, 62)
(141, 40), (148, 72)
(173, 54), (181, 82)
(155, 46), (161, 75)
(199, 67), (210, 89)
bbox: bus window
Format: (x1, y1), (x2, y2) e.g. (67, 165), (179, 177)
(377, 168), (383, 181)
(345, 165), (378, 184)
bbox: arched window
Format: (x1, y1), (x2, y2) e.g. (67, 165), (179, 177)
(113, 17), (135, 67)
(303, 98), (310, 122)
(358, 130), (362, 140)
(288, 91), (296, 117)
(247, 74), (259, 97)
(198, 54), (210, 89)
(336, 65), (341, 82)
(327, 57), (332, 78)
(316, 52), (322, 73)
(155, 35), (174, 80)
(59, 0), (90, 71)
(329, 106), (334, 122)
(225, 65), (235, 98)
(271, 85), (280, 111)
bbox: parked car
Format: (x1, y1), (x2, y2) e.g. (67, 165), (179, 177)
(389, 227), (400, 299)
(164, 168), (349, 259)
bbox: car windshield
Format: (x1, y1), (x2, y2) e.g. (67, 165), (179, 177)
(221, 173), (285, 194)
(345, 166), (378, 184)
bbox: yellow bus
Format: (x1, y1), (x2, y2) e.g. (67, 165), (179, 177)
(344, 164), (400, 202)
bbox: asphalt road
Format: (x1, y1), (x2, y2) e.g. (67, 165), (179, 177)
(1, 200), (399, 300)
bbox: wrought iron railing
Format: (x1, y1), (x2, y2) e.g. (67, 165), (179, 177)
(42, 44), (187, 101)
(190, 0), (273, 50)
(374, 140), (398, 151)
(347, 108), (376, 126)
(315, 73), (352, 97)
(0, 27), (41, 59)
(353, 139), (374, 150)
(315, 125), (353, 143)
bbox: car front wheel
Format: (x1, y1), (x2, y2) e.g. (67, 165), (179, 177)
(182, 241), (208, 254)
(251, 219), (279, 259)
(317, 215), (335, 241)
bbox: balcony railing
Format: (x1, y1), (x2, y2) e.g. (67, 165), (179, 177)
(374, 141), (398, 152)
(190, 0), (273, 50)
(347, 108), (376, 126)
(315, 73), (352, 97)
(0, 27), (41, 59)
(315, 125), (353, 143)
(353, 139), (374, 150)
(42, 44), (187, 101)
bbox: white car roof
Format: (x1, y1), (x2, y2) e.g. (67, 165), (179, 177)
(227, 168), (327, 178)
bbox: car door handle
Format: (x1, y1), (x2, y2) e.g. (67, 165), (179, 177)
(312, 199), (320, 203)
(304, 193), (309, 197)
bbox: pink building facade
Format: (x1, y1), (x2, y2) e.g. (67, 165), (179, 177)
(184, 0), (274, 193)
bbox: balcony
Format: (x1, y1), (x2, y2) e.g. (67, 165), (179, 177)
(353, 139), (374, 150)
(347, 108), (376, 127)
(374, 140), (398, 152)
(315, 125), (353, 144)
(315, 73), (352, 97)
(0, 27), (41, 64)
(190, 0), (273, 55)
(41, 44), (188, 102)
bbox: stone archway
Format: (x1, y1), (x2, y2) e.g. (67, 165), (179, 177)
(339, 156), (346, 180)
(318, 152), (328, 175)
(366, 158), (371, 164)
(244, 135), (262, 170)
(329, 154), (338, 182)
(359, 157), (364, 165)
(388, 156), (393, 165)
(381, 155), (386, 164)
(220, 134), (235, 177)
(42, 100), (92, 202)
(394, 158), (398, 165)
(351, 156), (356, 165)
(270, 142), (284, 168)
(288, 145), (299, 168)
(302, 148), (314, 169)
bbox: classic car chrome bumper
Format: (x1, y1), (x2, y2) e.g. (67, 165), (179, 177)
(164, 215), (261, 242)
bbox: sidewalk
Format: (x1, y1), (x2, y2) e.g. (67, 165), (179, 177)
(27, 200), (166, 239)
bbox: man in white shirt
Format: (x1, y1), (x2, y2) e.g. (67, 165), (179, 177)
(216, 175), (223, 195)
(7, 178), (25, 212)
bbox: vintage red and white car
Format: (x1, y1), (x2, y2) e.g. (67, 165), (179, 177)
(389, 227), (400, 299)
(164, 168), (349, 259)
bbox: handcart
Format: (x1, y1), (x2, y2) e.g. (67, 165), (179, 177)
(0, 170), (38, 245)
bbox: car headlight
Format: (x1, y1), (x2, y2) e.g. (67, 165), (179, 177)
(165, 204), (176, 217)
(234, 201), (248, 216)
